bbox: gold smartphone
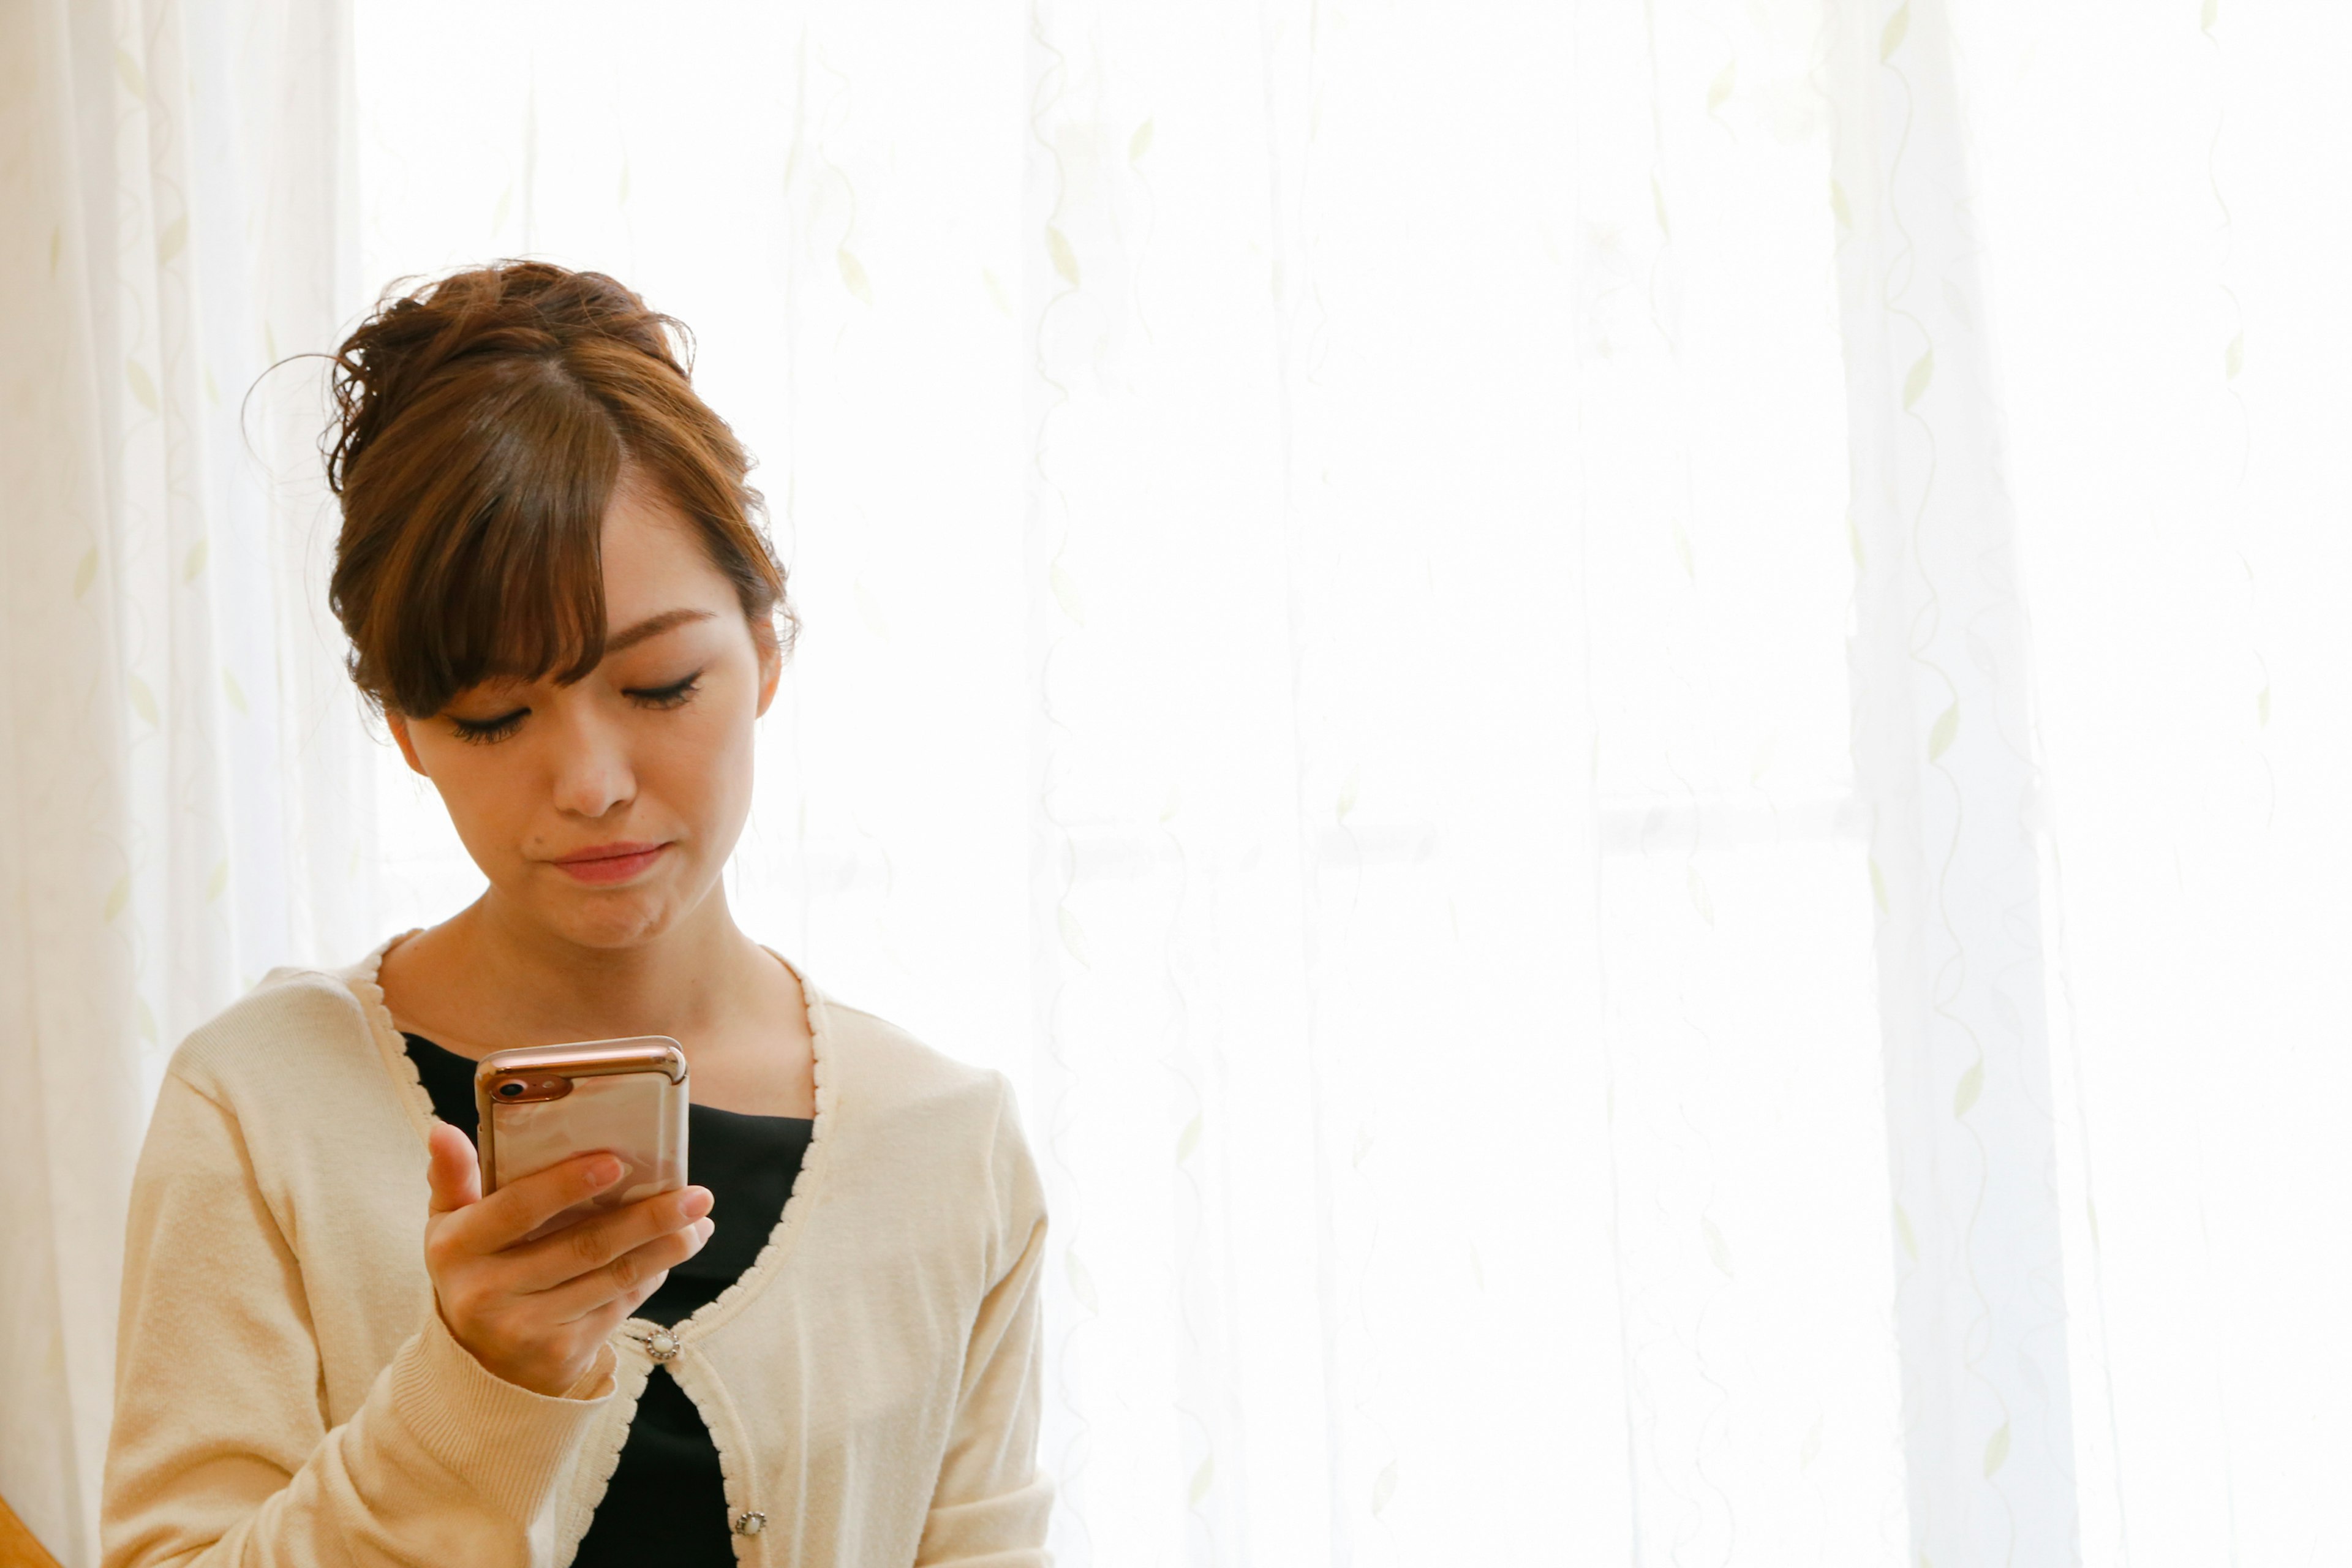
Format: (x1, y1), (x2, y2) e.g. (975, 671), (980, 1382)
(473, 1038), (690, 1243)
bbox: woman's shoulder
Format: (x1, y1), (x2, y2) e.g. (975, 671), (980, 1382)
(816, 989), (1007, 1107)
(810, 989), (1044, 1224)
(812, 987), (1033, 1142)
(164, 946), (401, 1107)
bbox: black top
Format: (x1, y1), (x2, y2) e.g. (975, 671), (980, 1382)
(402, 1033), (812, 1565)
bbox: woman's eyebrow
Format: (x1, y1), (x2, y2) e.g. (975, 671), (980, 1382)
(604, 608), (716, 655)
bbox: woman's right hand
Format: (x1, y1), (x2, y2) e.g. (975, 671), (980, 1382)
(421, 1120), (715, 1396)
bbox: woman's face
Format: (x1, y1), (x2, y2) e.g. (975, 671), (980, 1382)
(389, 470), (780, 950)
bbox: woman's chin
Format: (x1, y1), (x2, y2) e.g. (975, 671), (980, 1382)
(529, 877), (692, 950)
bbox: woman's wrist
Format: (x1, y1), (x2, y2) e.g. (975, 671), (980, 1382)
(382, 1303), (614, 1523)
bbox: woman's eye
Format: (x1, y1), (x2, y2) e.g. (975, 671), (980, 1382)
(450, 709), (527, 745)
(627, 671), (703, 710)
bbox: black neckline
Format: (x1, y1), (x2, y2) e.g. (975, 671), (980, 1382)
(400, 1031), (813, 1128)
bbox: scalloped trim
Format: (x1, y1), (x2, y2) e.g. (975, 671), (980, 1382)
(559, 1353), (650, 1556)
(620, 944), (836, 1347)
(664, 1346), (764, 1564)
(339, 929), (437, 1144)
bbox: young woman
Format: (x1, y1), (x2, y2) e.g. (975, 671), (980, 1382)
(98, 262), (1052, 1567)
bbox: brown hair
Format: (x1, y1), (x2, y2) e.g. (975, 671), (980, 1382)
(323, 260), (798, 718)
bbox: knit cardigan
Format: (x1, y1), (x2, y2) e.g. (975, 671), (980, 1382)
(99, 935), (1054, 1568)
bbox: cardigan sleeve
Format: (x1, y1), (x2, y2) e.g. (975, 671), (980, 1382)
(913, 1074), (1055, 1565)
(100, 1070), (615, 1568)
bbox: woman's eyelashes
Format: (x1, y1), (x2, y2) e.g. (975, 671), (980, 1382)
(625, 670), (703, 710)
(450, 708), (527, 745)
(445, 671), (706, 745)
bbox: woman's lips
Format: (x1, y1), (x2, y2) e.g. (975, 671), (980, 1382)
(549, 842), (668, 884)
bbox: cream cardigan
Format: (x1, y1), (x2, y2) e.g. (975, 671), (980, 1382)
(99, 936), (1053, 1568)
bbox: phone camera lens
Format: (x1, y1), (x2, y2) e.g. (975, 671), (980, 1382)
(497, 1081), (522, 1098)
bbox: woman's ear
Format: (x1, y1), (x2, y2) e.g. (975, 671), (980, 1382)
(753, 627), (783, 718)
(387, 712), (429, 776)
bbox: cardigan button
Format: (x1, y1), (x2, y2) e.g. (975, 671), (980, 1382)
(636, 1327), (680, 1363)
(734, 1511), (767, 1536)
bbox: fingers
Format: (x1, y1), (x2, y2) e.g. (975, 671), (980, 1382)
(425, 1121), (481, 1215)
(534, 1215), (717, 1324)
(456, 1152), (630, 1254)
(420, 1140), (711, 1399)
(504, 1186), (715, 1295)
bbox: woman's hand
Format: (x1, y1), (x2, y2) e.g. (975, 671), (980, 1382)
(422, 1120), (715, 1396)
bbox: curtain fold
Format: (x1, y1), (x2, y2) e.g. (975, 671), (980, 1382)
(0, 1), (363, 1559)
(1828, 2), (2079, 1560)
(0, 6), (143, 1559)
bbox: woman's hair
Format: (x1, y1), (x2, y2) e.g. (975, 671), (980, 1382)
(323, 261), (799, 718)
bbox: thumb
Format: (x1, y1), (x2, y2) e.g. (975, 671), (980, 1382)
(425, 1120), (481, 1214)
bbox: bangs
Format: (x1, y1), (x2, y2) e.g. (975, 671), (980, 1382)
(364, 360), (622, 717)
(329, 263), (793, 724)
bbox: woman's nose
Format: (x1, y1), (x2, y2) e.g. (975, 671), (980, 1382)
(547, 705), (637, 819)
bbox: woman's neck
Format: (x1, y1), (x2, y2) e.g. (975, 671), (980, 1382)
(382, 887), (764, 1056)
(382, 882), (816, 1117)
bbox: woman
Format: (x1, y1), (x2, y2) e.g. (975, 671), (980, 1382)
(98, 262), (1053, 1567)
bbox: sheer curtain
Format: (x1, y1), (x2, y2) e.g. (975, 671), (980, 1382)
(0, 0), (373, 1561)
(6, 0), (2346, 1564)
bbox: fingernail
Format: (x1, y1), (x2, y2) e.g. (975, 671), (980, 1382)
(693, 1217), (715, 1245)
(682, 1186), (714, 1219)
(587, 1156), (624, 1186)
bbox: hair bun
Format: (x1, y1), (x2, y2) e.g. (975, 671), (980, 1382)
(326, 262), (692, 496)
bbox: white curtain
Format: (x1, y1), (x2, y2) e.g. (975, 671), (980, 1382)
(0, 0), (370, 1559)
(6, 0), (2348, 1564)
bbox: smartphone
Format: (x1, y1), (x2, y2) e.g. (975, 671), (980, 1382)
(473, 1037), (690, 1244)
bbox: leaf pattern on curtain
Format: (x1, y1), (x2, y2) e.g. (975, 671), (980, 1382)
(1830, 1), (2078, 1562)
(0, 1), (369, 1559)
